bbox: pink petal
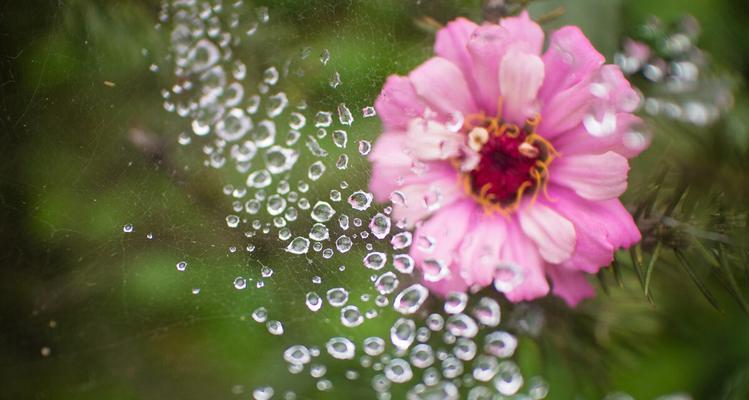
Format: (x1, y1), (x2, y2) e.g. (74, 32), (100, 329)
(547, 265), (596, 306)
(435, 17), (480, 96)
(390, 174), (464, 228)
(368, 133), (457, 203)
(411, 200), (477, 295)
(457, 215), (508, 287)
(409, 57), (478, 116)
(466, 12), (544, 115)
(499, 50), (545, 124)
(538, 26), (605, 103)
(502, 218), (550, 302)
(553, 113), (649, 159)
(550, 151), (630, 201)
(546, 186), (641, 273)
(404, 119), (464, 161)
(518, 202), (576, 264)
(544, 186), (614, 273)
(374, 75), (426, 131)
(499, 11), (545, 55)
(538, 78), (594, 139)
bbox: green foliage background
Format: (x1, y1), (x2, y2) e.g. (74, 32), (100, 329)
(1, 0), (748, 399)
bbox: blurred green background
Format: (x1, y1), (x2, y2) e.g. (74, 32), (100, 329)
(1, 0), (749, 399)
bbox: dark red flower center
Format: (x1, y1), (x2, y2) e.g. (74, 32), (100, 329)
(458, 114), (556, 214)
(470, 130), (538, 203)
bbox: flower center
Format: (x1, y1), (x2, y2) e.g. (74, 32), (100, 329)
(458, 113), (557, 214)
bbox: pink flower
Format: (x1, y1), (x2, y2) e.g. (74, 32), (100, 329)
(368, 12), (648, 306)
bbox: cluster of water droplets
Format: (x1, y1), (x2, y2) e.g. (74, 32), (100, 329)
(614, 15), (734, 127)
(155, 1), (541, 398)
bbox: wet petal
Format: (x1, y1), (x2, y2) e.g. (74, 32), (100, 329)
(518, 202), (576, 264)
(458, 215), (508, 287)
(409, 57), (478, 116)
(502, 218), (550, 302)
(548, 265), (596, 306)
(499, 50), (545, 124)
(374, 75), (426, 131)
(550, 151), (630, 201)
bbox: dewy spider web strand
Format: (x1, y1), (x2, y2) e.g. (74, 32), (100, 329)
(153, 1), (545, 398)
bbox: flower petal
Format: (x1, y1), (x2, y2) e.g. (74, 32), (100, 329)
(553, 113), (649, 159)
(458, 215), (508, 287)
(466, 11), (544, 115)
(546, 185), (641, 273)
(502, 218), (550, 302)
(404, 119), (464, 161)
(409, 57), (478, 116)
(539, 26), (605, 103)
(368, 133), (457, 203)
(390, 174), (464, 228)
(499, 11), (545, 55)
(411, 200), (477, 295)
(538, 78), (595, 138)
(499, 50), (545, 124)
(518, 202), (576, 264)
(550, 151), (630, 201)
(375, 75), (426, 131)
(435, 17), (479, 86)
(547, 265), (595, 306)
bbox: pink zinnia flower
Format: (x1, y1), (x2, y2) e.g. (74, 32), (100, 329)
(369, 12), (648, 306)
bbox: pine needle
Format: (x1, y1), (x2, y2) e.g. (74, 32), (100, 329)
(644, 241), (662, 296)
(717, 244), (749, 315)
(674, 249), (723, 312)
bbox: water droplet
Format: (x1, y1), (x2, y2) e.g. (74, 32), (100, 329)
(358, 140), (371, 155)
(390, 232), (412, 250)
(286, 237), (310, 254)
(363, 252), (387, 270)
(326, 337), (355, 360)
(409, 344), (435, 369)
(306, 291), (323, 312)
(384, 358), (413, 383)
(390, 318), (416, 350)
(309, 223), (330, 241)
(445, 314), (478, 338)
(284, 345), (311, 365)
(341, 305), (364, 327)
(393, 283), (428, 315)
(393, 254), (415, 274)
(472, 297), (501, 327)
(337, 103), (353, 126)
(493, 262), (524, 293)
(332, 130), (348, 148)
(320, 49), (330, 65)
(252, 307), (268, 323)
(326, 287), (349, 307)
(308, 161), (326, 181)
(311, 201), (336, 222)
(234, 277), (247, 290)
(374, 272), (399, 295)
(444, 292), (468, 314)
(484, 331), (517, 358)
(335, 235), (353, 253)
(226, 214), (241, 228)
(267, 320), (284, 335)
(348, 191), (373, 211)
(329, 71), (341, 88)
(362, 106), (376, 118)
(176, 261), (187, 272)
(473, 355), (499, 382)
(494, 361), (524, 395)
(314, 111), (332, 128)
